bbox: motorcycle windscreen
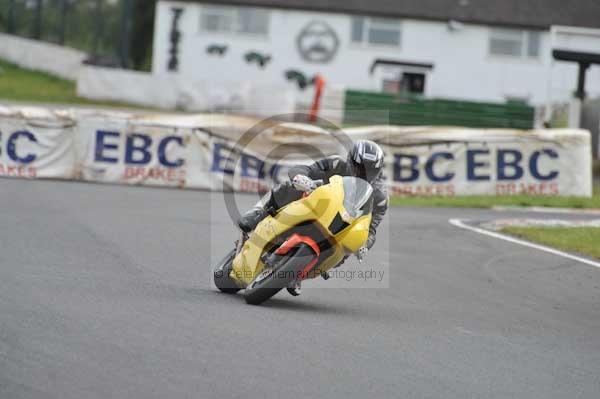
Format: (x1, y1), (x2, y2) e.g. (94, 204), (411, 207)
(342, 177), (373, 218)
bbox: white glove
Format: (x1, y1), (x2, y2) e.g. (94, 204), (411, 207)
(355, 246), (368, 263)
(292, 174), (317, 193)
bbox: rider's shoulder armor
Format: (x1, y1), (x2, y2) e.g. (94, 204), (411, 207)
(316, 155), (345, 173)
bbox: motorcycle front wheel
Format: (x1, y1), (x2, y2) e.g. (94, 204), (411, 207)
(244, 243), (317, 305)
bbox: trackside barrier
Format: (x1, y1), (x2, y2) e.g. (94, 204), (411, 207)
(0, 105), (593, 197)
(0, 33), (86, 80)
(77, 65), (296, 115)
(344, 90), (535, 129)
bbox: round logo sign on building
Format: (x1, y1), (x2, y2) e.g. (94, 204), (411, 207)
(296, 21), (340, 63)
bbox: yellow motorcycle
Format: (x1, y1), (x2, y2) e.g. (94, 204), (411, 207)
(213, 175), (373, 305)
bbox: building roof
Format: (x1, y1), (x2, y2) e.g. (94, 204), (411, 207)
(176, 0), (600, 29)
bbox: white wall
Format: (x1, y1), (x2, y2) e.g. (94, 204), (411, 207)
(153, 1), (600, 106)
(77, 64), (296, 116)
(0, 33), (86, 81)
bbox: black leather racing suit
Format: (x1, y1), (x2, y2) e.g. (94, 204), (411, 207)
(267, 156), (388, 249)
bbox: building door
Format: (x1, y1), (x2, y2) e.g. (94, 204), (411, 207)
(382, 72), (426, 95)
(400, 72), (425, 94)
(371, 59), (433, 95)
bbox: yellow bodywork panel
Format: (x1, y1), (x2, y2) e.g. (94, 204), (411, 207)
(231, 176), (371, 287)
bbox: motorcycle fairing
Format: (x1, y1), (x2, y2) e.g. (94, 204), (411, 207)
(230, 175), (371, 287)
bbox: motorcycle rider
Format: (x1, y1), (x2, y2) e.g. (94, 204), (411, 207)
(238, 139), (388, 296)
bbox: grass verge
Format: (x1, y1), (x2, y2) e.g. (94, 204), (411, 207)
(501, 227), (600, 260)
(390, 185), (600, 209)
(0, 58), (143, 109)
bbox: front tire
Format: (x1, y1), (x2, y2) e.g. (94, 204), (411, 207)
(213, 249), (241, 294)
(244, 243), (317, 305)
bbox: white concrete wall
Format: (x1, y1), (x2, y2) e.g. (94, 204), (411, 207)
(0, 33), (86, 81)
(153, 1), (600, 106)
(77, 65), (296, 116)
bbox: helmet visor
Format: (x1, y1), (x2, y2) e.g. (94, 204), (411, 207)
(351, 159), (380, 183)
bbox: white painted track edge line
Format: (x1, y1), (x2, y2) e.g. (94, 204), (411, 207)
(449, 218), (600, 269)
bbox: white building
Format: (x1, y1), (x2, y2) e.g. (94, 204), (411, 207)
(152, 0), (600, 107)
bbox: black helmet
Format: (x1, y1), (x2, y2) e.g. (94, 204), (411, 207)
(347, 140), (384, 183)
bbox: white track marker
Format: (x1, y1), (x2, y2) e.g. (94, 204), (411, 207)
(449, 218), (600, 269)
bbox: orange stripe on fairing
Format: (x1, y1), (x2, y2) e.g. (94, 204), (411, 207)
(274, 233), (320, 280)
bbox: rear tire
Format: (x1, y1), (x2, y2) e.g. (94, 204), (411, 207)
(213, 249), (241, 294)
(244, 243), (317, 305)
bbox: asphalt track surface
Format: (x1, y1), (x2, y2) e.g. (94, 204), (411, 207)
(1, 178), (599, 399)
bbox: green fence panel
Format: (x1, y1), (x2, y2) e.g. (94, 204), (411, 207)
(344, 90), (535, 129)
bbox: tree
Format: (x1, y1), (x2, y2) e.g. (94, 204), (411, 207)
(129, 0), (156, 70)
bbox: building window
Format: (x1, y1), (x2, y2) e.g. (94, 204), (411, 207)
(489, 29), (541, 58)
(527, 31), (541, 57)
(201, 6), (234, 32)
(200, 6), (269, 36)
(237, 7), (270, 35)
(351, 17), (401, 46)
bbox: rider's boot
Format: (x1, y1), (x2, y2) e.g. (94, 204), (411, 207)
(238, 191), (275, 233)
(287, 280), (301, 296)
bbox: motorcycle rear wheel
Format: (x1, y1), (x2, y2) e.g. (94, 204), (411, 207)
(213, 249), (241, 294)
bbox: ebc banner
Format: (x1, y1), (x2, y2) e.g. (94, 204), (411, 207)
(0, 109), (77, 179)
(356, 127), (593, 197)
(79, 115), (188, 188)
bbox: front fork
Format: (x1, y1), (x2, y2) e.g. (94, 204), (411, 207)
(234, 231), (247, 257)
